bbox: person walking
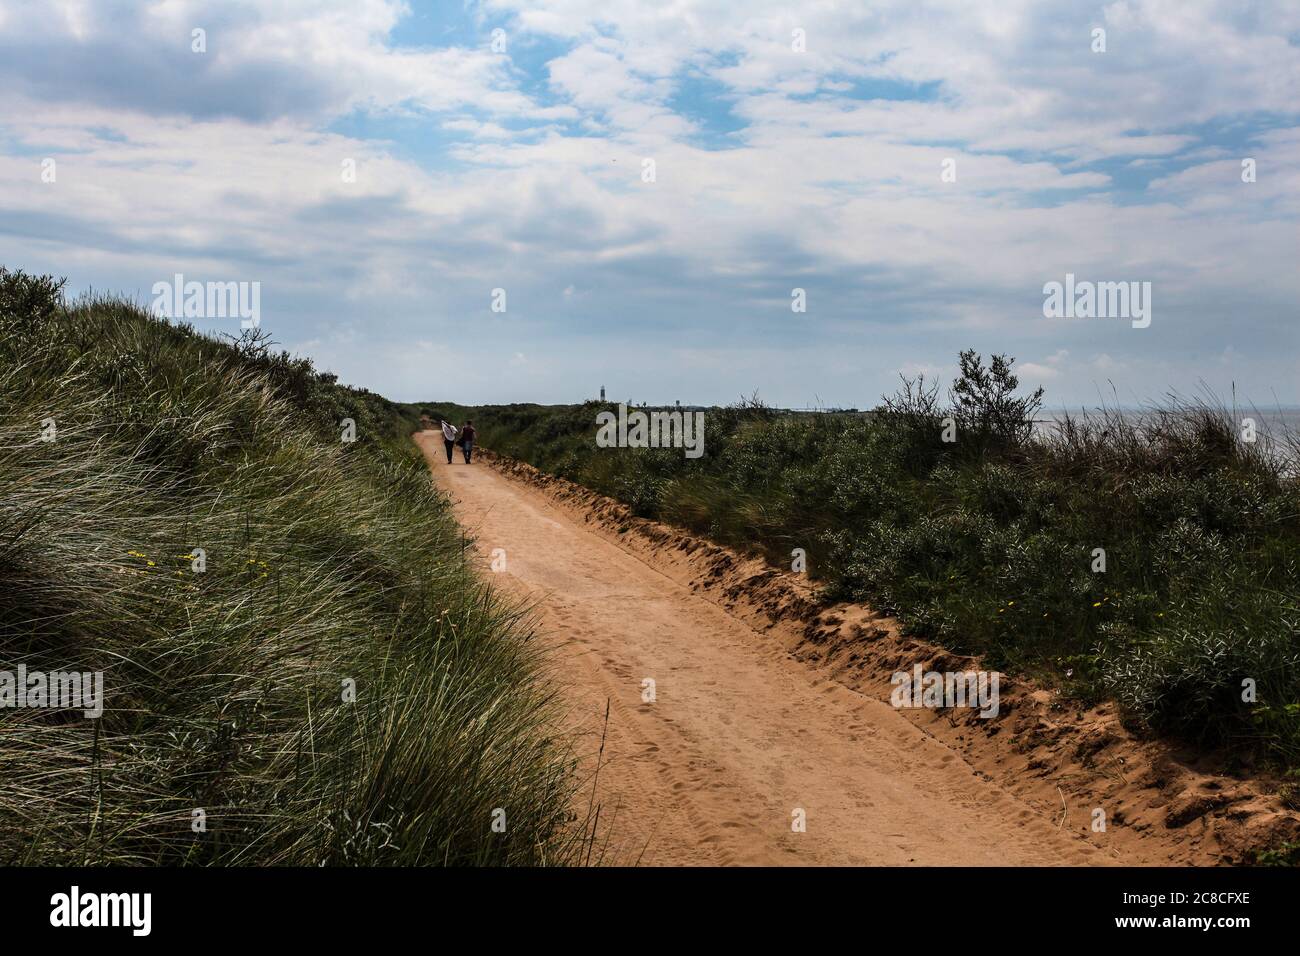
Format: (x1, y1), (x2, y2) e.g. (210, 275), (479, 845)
(440, 419), (458, 464)
(459, 420), (476, 464)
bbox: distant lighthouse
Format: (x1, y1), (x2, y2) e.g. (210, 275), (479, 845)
(600, 385), (606, 401)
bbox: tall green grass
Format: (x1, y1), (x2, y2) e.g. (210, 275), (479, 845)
(432, 366), (1300, 770)
(0, 268), (580, 865)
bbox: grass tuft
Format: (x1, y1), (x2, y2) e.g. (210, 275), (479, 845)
(0, 267), (581, 865)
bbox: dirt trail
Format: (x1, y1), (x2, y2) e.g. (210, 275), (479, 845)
(418, 435), (1158, 866)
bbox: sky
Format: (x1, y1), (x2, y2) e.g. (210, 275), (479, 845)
(0, 0), (1297, 410)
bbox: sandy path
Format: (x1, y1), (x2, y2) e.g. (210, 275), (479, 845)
(418, 435), (1110, 866)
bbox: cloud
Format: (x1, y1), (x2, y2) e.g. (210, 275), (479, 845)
(1020, 349), (1070, 380)
(0, 0), (1297, 407)
(0, 0), (539, 122)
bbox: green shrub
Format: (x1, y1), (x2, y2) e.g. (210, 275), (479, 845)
(444, 355), (1300, 767)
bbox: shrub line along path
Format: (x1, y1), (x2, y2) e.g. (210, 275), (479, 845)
(417, 432), (1163, 866)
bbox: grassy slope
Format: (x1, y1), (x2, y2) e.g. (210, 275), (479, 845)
(418, 395), (1300, 777)
(0, 270), (579, 865)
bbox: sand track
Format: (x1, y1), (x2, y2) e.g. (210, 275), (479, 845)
(417, 434), (1154, 866)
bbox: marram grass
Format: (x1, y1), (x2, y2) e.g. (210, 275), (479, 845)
(0, 268), (582, 865)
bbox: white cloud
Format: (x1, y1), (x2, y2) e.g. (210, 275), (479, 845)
(1021, 349), (1070, 380)
(0, 0), (1296, 405)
